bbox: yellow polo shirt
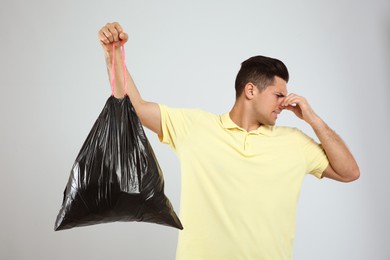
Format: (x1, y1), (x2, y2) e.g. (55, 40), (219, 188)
(158, 104), (329, 260)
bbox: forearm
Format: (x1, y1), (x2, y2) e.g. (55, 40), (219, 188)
(310, 116), (360, 180)
(104, 47), (162, 135)
(105, 48), (142, 103)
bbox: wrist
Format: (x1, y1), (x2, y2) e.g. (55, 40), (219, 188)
(308, 115), (327, 131)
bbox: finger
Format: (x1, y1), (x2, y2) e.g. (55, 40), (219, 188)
(111, 22), (128, 43)
(282, 93), (296, 104)
(101, 22), (121, 42)
(282, 95), (300, 107)
(284, 94), (307, 107)
(285, 103), (304, 117)
(285, 105), (299, 112)
(112, 22), (123, 34)
(98, 28), (111, 45)
(106, 23), (119, 42)
(119, 32), (129, 43)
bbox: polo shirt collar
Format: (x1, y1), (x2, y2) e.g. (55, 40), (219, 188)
(220, 113), (274, 136)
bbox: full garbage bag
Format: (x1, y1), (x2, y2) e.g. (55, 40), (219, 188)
(54, 95), (183, 230)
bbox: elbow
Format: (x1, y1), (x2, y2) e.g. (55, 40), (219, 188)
(352, 168), (361, 182)
(343, 166), (360, 183)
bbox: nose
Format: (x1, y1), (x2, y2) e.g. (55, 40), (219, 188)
(278, 98), (285, 110)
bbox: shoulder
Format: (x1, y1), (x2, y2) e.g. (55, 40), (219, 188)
(272, 126), (314, 142)
(272, 126), (301, 136)
(159, 104), (212, 116)
(159, 104), (217, 123)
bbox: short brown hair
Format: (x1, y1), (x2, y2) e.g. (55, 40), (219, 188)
(235, 55), (289, 98)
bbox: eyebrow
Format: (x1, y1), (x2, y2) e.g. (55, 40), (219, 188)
(275, 92), (286, 97)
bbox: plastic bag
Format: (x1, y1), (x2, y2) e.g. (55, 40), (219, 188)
(54, 44), (182, 231)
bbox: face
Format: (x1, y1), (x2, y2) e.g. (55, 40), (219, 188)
(251, 76), (287, 126)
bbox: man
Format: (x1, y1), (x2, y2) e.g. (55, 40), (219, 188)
(98, 22), (359, 260)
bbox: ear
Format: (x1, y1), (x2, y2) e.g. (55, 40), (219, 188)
(244, 83), (256, 100)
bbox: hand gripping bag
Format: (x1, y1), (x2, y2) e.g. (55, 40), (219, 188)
(54, 44), (183, 231)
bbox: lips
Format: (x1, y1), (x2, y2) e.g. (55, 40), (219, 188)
(272, 110), (281, 119)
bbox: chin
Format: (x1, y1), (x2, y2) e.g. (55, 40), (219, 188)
(259, 118), (276, 126)
(266, 119), (276, 126)
(262, 122), (275, 126)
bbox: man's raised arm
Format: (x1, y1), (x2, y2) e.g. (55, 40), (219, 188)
(282, 93), (360, 182)
(98, 22), (162, 136)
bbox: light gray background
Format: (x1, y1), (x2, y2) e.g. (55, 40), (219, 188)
(1, 0), (389, 259)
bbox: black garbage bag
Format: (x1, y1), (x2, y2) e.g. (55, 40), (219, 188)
(54, 95), (183, 230)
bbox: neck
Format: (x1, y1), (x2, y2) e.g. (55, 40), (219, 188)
(229, 100), (261, 132)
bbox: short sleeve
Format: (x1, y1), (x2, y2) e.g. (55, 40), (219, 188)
(158, 104), (201, 151)
(296, 129), (329, 179)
